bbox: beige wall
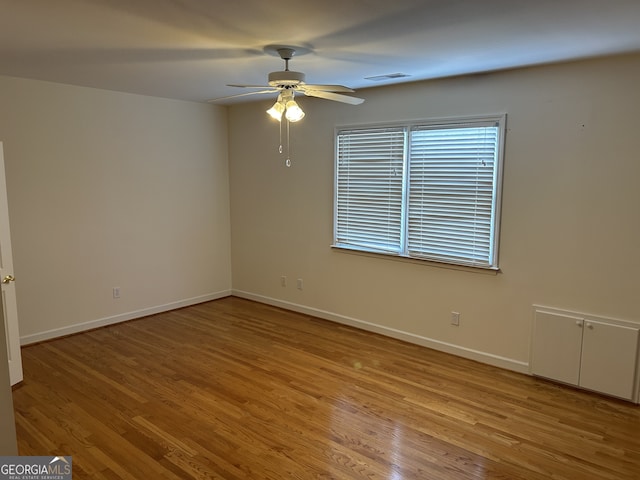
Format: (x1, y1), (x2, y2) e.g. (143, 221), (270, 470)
(228, 53), (640, 370)
(1, 53), (637, 372)
(0, 76), (232, 341)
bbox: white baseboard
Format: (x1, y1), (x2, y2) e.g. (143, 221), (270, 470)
(233, 289), (529, 375)
(20, 288), (529, 375)
(20, 290), (232, 345)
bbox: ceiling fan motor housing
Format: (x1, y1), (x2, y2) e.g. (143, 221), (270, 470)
(268, 70), (306, 87)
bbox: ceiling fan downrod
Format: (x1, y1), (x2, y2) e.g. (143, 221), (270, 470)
(277, 48), (296, 71)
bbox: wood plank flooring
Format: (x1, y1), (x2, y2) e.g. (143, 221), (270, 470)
(12, 296), (640, 479)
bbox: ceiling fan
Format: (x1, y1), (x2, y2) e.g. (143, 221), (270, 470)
(212, 46), (365, 118)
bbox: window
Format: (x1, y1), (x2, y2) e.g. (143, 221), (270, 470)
(334, 115), (505, 269)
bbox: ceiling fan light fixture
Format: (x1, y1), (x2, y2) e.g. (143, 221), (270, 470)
(266, 96), (285, 121)
(285, 100), (305, 122)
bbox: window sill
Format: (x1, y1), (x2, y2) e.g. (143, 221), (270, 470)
(330, 244), (501, 275)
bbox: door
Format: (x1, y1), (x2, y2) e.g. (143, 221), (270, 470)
(0, 292), (18, 454)
(531, 310), (583, 385)
(580, 320), (639, 400)
(0, 142), (22, 385)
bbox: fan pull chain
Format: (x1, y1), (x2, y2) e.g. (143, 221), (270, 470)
(276, 118), (291, 166)
(285, 120), (292, 167)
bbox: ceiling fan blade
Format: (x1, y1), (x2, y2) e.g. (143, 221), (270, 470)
(227, 84), (272, 89)
(298, 84), (355, 93)
(302, 89), (365, 105)
(208, 89), (279, 102)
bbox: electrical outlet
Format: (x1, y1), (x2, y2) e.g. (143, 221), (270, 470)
(297, 278), (303, 290)
(113, 287), (121, 299)
(280, 276), (287, 287)
(451, 311), (460, 326)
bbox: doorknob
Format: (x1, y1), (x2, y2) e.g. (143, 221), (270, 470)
(2, 274), (15, 284)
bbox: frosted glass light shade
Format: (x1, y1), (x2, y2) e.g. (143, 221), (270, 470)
(266, 100), (285, 121)
(285, 101), (305, 122)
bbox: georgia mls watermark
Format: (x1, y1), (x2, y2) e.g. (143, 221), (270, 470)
(0, 456), (72, 480)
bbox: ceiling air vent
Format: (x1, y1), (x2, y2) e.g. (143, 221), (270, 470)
(364, 73), (411, 82)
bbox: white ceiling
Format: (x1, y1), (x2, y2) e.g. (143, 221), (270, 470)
(2, 0), (640, 104)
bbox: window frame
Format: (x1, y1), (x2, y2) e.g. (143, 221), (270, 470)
(333, 114), (506, 271)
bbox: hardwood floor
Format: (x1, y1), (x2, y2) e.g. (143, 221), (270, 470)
(12, 297), (640, 479)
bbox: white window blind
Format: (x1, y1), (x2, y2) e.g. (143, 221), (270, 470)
(335, 127), (406, 253)
(407, 122), (500, 267)
(334, 116), (505, 269)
